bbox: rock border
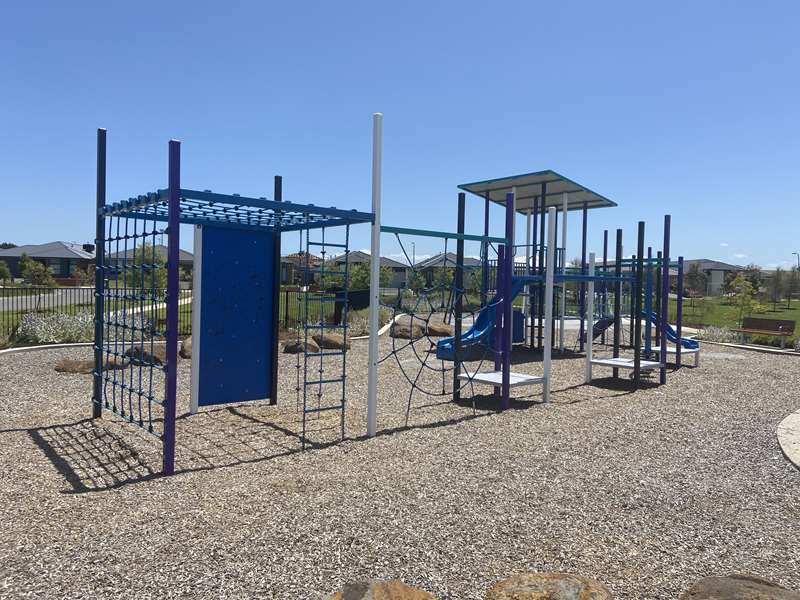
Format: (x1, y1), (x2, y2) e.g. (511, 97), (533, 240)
(778, 409), (800, 471)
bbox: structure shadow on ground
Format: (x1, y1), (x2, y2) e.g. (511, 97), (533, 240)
(12, 396), (530, 493)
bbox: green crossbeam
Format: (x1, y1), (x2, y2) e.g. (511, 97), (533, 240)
(380, 225), (507, 244)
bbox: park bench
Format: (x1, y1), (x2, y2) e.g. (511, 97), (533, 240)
(731, 317), (796, 349)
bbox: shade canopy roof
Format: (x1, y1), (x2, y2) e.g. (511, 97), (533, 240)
(458, 170), (616, 213)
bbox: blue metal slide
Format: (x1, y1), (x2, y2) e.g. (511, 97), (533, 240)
(436, 277), (528, 361)
(642, 310), (699, 349)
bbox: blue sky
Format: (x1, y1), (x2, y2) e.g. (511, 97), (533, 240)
(1, 1), (798, 268)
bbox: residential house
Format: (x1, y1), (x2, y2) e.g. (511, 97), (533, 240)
(682, 259), (741, 295)
(0, 241), (95, 283)
(328, 250), (409, 288)
(414, 252), (482, 286)
(280, 251), (322, 286)
(107, 245), (194, 271)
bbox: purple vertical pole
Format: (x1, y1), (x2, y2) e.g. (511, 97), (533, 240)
(530, 195), (538, 348)
(579, 201), (588, 351)
(501, 192), (514, 410)
(163, 139), (180, 476)
(494, 245), (504, 400)
(481, 192), (490, 306)
(660, 215), (671, 384)
(676, 256), (684, 368)
(601, 229), (608, 344)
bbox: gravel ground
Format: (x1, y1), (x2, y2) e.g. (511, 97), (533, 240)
(1, 336), (799, 599)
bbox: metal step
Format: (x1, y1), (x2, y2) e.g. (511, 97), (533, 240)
(304, 404), (345, 414)
(304, 377), (345, 386)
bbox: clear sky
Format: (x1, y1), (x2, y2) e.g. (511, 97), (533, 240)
(1, 1), (798, 268)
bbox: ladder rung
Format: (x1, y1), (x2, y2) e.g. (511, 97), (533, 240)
(309, 270), (347, 277)
(308, 241), (348, 248)
(305, 296), (338, 302)
(304, 404), (344, 414)
(305, 378), (345, 386)
(305, 351), (346, 358)
(304, 324), (349, 330)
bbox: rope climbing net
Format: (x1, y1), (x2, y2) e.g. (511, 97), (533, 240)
(378, 231), (502, 424)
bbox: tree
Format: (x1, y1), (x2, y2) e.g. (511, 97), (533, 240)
(729, 273), (756, 326)
(768, 267), (784, 310)
(742, 264), (763, 291)
(722, 271), (738, 297)
(407, 270), (425, 293)
(127, 242), (167, 290)
(19, 253), (56, 287)
(0, 260), (11, 284)
(319, 261), (390, 291)
(0, 242), (16, 250)
(72, 265), (94, 286)
(786, 267), (800, 309)
(685, 263), (707, 297)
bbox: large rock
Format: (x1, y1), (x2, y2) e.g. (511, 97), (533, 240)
(124, 344), (168, 366)
(390, 320), (425, 340)
(179, 336), (192, 359)
(55, 357), (127, 374)
(312, 332), (350, 350)
(680, 575), (800, 599)
(283, 338), (321, 354)
(485, 573), (611, 600)
(426, 322), (454, 337)
(330, 579), (437, 600)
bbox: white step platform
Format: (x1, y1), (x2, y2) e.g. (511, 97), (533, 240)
(590, 357), (661, 370)
(458, 371), (545, 388)
(651, 345), (700, 366)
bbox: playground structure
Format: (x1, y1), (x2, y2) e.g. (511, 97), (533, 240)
(90, 115), (699, 475)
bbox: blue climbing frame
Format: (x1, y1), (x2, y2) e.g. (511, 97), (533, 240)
(91, 130), (373, 475)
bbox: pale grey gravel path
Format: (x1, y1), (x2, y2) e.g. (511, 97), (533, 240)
(1, 338), (799, 599)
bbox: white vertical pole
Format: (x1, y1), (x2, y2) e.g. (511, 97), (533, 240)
(585, 253), (595, 384)
(559, 192), (568, 351)
(543, 207), (556, 402)
(524, 209), (532, 345)
(367, 113), (382, 438)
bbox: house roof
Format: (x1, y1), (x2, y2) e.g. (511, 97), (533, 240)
(108, 245), (193, 263)
(329, 250), (408, 269)
(414, 252), (481, 269)
(458, 170), (617, 214)
(684, 259), (742, 272)
(0, 241), (95, 260)
(282, 251), (322, 266)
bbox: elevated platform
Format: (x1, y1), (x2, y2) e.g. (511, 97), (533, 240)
(458, 371), (545, 388)
(651, 345), (700, 366)
(590, 357), (661, 371)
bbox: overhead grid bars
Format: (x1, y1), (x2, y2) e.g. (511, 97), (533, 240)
(92, 129), (373, 474)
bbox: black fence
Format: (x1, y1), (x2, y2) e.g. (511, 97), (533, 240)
(0, 286), (193, 344)
(0, 286), (365, 345)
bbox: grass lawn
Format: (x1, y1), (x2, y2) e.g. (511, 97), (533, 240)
(668, 296), (800, 347)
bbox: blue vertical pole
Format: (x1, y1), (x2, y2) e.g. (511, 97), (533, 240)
(579, 201), (588, 351)
(660, 215), (671, 384)
(163, 139), (180, 476)
(494, 245), (504, 400)
(92, 128), (106, 419)
(501, 192), (515, 410)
